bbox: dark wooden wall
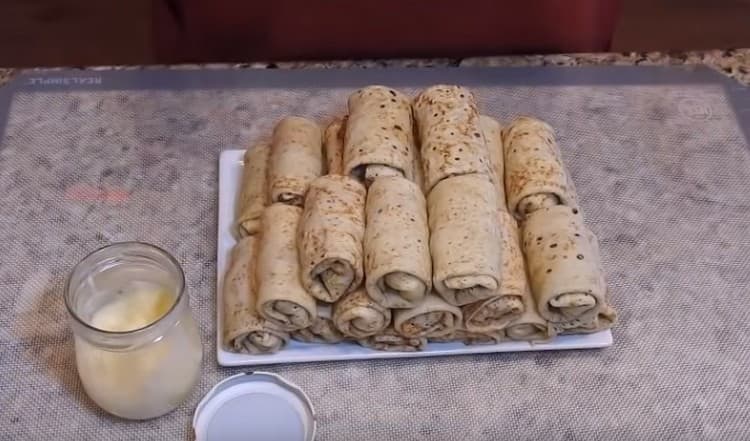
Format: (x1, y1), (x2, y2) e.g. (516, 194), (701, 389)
(613, 0), (750, 51)
(0, 0), (749, 67)
(0, 0), (152, 66)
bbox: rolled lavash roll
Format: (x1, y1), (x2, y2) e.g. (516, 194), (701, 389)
(479, 115), (507, 210)
(257, 204), (317, 331)
(324, 118), (346, 175)
(426, 333), (456, 343)
(332, 287), (392, 339)
(505, 295), (552, 342)
(298, 175), (366, 302)
(235, 142), (271, 238)
(343, 86), (415, 185)
(413, 85), (492, 192)
(503, 116), (578, 219)
(428, 174), (502, 306)
(267, 116), (323, 206)
(357, 327), (427, 352)
(461, 329), (506, 345)
(462, 211), (525, 332)
(412, 130), (426, 192)
(291, 303), (346, 344)
(429, 328), (506, 345)
(364, 176), (431, 309)
(521, 205), (608, 324)
(223, 236), (289, 354)
(393, 293), (462, 338)
(550, 303), (617, 335)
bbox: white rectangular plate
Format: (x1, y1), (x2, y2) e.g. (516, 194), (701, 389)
(217, 149), (612, 366)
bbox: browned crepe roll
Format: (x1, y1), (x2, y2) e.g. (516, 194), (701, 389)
(413, 85), (492, 192)
(429, 328), (506, 345)
(503, 116), (578, 219)
(256, 204), (317, 331)
(505, 295), (552, 342)
(343, 86), (415, 185)
(428, 174), (502, 306)
(235, 142), (271, 238)
(267, 116), (323, 206)
(364, 176), (431, 309)
(462, 211), (525, 332)
(357, 327), (427, 352)
(521, 205), (609, 324)
(393, 293), (462, 338)
(332, 287), (392, 339)
(412, 129), (426, 192)
(480, 115), (507, 210)
(550, 303), (617, 335)
(291, 303), (346, 344)
(461, 329), (507, 345)
(298, 175), (366, 302)
(324, 118), (346, 175)
(223, 236), (289, 354)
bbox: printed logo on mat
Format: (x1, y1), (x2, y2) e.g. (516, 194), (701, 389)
(678, 97), (713, 121)
(25, 76), (102, 86)
(65, 184), (129, 203)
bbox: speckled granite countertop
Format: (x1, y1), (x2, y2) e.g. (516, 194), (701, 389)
(0, 49), (749, 87)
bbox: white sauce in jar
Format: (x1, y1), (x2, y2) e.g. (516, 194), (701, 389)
(74, 285), (202, 420)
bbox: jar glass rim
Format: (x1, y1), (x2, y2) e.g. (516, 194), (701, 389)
(64, 241), (186, 336)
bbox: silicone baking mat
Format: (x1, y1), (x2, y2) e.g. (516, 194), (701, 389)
(0, 66), (748, 440)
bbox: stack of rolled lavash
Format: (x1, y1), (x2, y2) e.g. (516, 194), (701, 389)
(223, 85), (616, 355)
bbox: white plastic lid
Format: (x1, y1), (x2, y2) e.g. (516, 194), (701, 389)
(194, 372), (316, 441)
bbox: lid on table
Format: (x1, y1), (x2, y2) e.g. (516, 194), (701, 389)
(194, 372), (316, 441)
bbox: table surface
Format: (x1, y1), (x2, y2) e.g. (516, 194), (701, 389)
(1, 49), (749, 88)
(1, 51), (749, 440)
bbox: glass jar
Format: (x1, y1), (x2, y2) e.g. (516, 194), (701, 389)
(65, 242), (203, 420)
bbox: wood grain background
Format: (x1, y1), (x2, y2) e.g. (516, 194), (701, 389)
(0, 0), (748, 66)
